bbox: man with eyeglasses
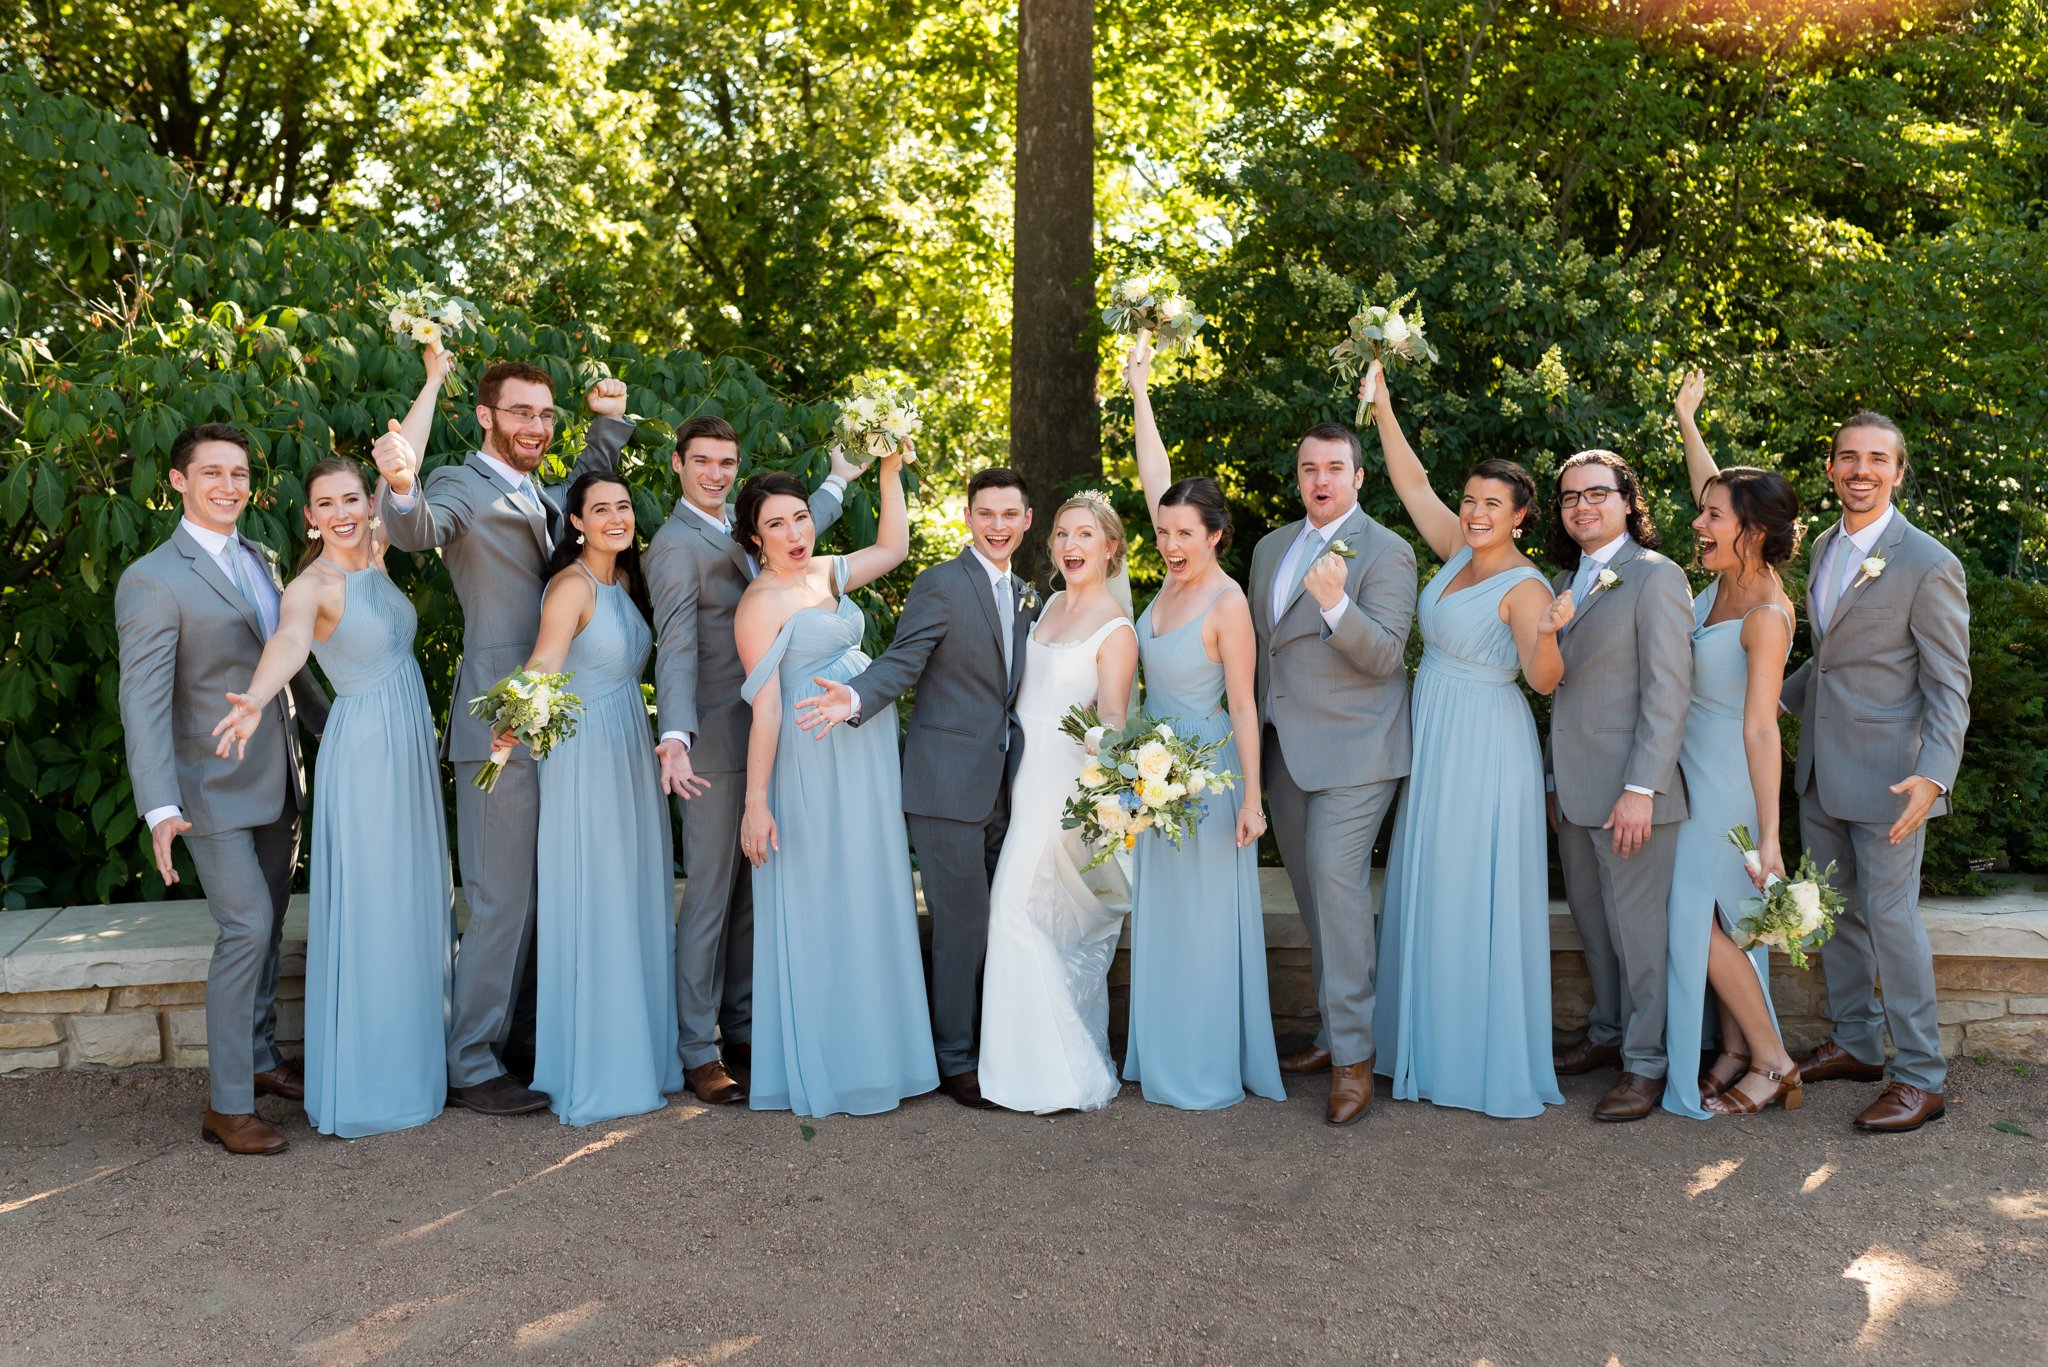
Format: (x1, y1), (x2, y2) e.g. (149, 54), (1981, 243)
(1543, 450), (1694, 1122)
(374, 354), (634, 1116)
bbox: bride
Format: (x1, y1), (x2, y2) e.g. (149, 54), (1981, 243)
(977, 492), (1140, 1114)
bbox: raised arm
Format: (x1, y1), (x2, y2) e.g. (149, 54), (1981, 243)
(210, 575), (330, 760)
(372, 345), (457, 550)
(839, 450), (909, 591)
(1505, 577), (1570, 696)
(561, 378), (634, 487)
(1674, 369), (1720, 505)
(1363, 361), (1462, 561)
(1126, 340), (1173, 525)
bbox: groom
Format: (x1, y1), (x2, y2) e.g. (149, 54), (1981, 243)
(376, 362), (633, 1115)
(1249, 422), (1416, 1126)
(1785, 412), (1970, 1133)
(1546, 450), (1693, 1122)
(795, 468), (1037, 1108)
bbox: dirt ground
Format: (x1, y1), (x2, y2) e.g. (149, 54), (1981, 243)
(2, 1057), (2044, 1366)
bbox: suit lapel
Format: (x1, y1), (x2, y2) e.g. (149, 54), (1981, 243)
(1805, 524), (1838, 635)
(1819, 513), (1910, 654)
(471, 452), (551, 559)
(1566, 538), (1642, 635)
(679, 498), (753, 578)
(1252, 520), (1297, 637)
(959, 548), (1004, 663)
(174, 525), (266, 644)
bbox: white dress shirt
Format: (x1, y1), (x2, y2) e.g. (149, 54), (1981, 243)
(1270, 517), (1354, 631)
(1815, 504), (1896, 632)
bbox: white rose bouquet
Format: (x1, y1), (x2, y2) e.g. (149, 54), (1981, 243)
(1102, 273), (1205, 353)
(832, 372), (922, 467)
(375, 283), (483, 352)
(1059, 707), (1239, 871)
(1724, 825), (1844, 970)
(467, 668), (583, 792)
(1327, 286), (1441, 421)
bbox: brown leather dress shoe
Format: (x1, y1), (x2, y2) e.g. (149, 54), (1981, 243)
(685, 1060), (746, 1105)
(1854, 1080), (1946, 1133)
(1279, 1045), (1333, 1074)
(1553, 1038), (1623, 1076)
(1592, 1071), (1663, 1122)
(253, 1061), (305, 1101)
(202, 1109), (289, 1155)
(1326, 1059), (1373, 1126)
(1796, 1038), (1885, 1084)
(939, 1070), (998, 1110)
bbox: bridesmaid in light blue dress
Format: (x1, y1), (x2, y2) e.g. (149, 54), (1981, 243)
(733, 455), (938, 1117)
(1126, 346), (1284, 1110)
(213, 459), (451, 1138)
(1362, 365), (1569, 1118)
(521, 474), (682, 1127)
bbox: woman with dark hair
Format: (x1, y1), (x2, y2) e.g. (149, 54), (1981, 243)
(1667, 370), (1806, 1116)
(1362, 360), (1571, 1118)
(512, 470), (681, 1125)
(1126, 339), (1285, 1110)
(212, 458), (452, 1138)
(733, 449), (939, 1117)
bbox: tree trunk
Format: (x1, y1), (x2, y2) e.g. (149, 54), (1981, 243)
(1010, 0), (1096, 577)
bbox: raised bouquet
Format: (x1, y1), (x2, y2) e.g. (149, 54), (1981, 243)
(375, 282), (484, 352)
(832, 372), (922, 466)
(1102, 273), (1205, 352)
(467, 669), (583, 792)
(1327, 285), (1440, 421)
(1724, 825), (1844, 970)
(1059, 706), (1239, 872)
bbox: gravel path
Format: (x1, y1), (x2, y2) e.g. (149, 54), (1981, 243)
(2, 1060), (2044, 1365)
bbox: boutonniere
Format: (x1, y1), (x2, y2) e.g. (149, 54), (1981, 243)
(1590, 567), (1622, 595)
(1017, 584), (1042, 614)
(1852, 553), (1886, 589)
(1327, 538), (1356, 560)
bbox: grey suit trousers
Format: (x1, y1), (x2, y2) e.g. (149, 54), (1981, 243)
(1557, 818), (1679, 1078)
(673, 776), (753, 1068)
(448, 753), (541, 1086)
(186, 805), (299, 1113)
(1266, 736), (1398, 1067)
(908, 796), (1011, 1078)
(1801, 783), (1945, 1091)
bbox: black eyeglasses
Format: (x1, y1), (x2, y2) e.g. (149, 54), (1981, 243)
(483, 405), (561, 430)
(1558, 486), (1623, 509)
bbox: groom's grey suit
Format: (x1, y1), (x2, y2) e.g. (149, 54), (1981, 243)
(1782, 510), (1969, 1092)
(1248, 506), (1416, 1068)
(377, 416), (633, 1087)
(845, 546), (1036, 1077)
(645, 484), (843, 1070)
(117, 524), (329, 1113)
(1548, 537), (1693, 1080)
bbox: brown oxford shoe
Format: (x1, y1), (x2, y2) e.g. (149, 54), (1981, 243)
(939, 1070), (998, 1110)
(201, 1109), (289, 1156)
(1279, 1045), (1333, 1075)
(1854, 1081), (1946, 1134)
(1553, 1037), (1622, 1076)
(1326, 1060), (1374, 1127)
(253, 1061), (305, 1101)
(1592, 1071), (1663, 1122)
(685, 1060), (746, 1105)
(1796, 1038), (1885, 1084)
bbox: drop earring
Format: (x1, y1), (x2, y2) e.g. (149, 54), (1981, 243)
(576, 533), (586, 545)
(308, 526), (321, 540)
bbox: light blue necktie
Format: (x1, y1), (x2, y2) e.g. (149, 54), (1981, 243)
(225, 543), (275, 638)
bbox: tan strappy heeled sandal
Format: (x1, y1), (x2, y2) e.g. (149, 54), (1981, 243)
(1699, 1051), (1751, 1101)
(1704, 1065), (1804, 1115)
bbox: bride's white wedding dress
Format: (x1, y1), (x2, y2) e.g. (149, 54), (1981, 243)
(978, 600), (1136, 1114)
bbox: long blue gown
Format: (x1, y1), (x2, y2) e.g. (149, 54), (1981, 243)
(1373, 547), (1562, 1118)
(741, 558), (939, 1117)
(1662, 582), (1784, 1119)
(533, 567), (683, 1126)
(304, 563), (452, 1139)
(1122, 587), (1286, 1111)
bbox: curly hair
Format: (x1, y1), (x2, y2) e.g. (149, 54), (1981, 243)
(1546, 449), (1660, 568)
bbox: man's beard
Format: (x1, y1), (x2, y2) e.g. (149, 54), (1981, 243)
(485, 424), (547, 474)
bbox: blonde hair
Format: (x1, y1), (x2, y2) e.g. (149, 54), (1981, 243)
(1053, 490), (1127, 578)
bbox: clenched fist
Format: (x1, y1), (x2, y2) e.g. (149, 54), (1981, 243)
(584, 377), (629, 419)
(374, 419), (419, 496)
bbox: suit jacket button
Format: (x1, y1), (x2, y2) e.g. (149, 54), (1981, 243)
(1819, 666), (1829, 674)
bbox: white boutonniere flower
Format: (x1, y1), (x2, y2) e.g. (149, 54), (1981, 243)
(1328, 538), (1356, 560)
(1586, 566), (1622, 598)
(1852, 553), (1886, 589)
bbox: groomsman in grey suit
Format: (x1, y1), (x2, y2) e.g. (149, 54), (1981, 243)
(795, 468), (1038, 1108)
(1248, 422), (1416, 1126)
(118, 424), (330, 1154)
(375, 361), (632, 1115)
(646, 415), (859, 1105)
(1545, 450), (1694, 1122)
(1785, 412), (1970, 1133)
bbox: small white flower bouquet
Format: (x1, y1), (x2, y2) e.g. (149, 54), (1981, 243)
(468, 668), (583, 792)
(832, 372), (922, 467)
(375, 283), (484, 352)
(1328, 286), (1441, 421)
(1725, 825), (1844, 970)
(1060, 707), (1239, 872)
(1102, 273), (1205, 352)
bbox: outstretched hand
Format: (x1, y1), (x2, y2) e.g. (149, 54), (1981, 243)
(211, 691), (262, 761)
(374, 419), (418, 496)
(795, 677), (855, 737)
(1675, 368), (1706, 423)
(1539, 589), (1575, 637)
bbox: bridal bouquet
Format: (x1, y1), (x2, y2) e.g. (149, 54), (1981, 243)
(1724, 825), (1844, 970)
(1102, 273), (1205, 352)
(1327, 286), (1440, 421)
(1059, 707), (1239, 871)
(375, 283), (484, 352)
(468, 669), (583, 792)
(832, 373), (922, 466)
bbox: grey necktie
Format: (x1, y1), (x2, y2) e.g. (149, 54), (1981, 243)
(1816, 532), (1858, 632)
(996, 573), (1016, 675)
(1571, 554), (1599, 604)
(516, 478), (558, 545)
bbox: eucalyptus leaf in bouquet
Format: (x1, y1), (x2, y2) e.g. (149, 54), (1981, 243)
(1328, 285), (1441, 421)
(1102, 273), (1205, 352)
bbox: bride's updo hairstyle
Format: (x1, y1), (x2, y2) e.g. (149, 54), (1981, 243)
(1054, 490), (1128, 578)
(1156, 475), (1233, 553)
(1703, 466), (1803, 574)
(733, 470), (812, 558)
